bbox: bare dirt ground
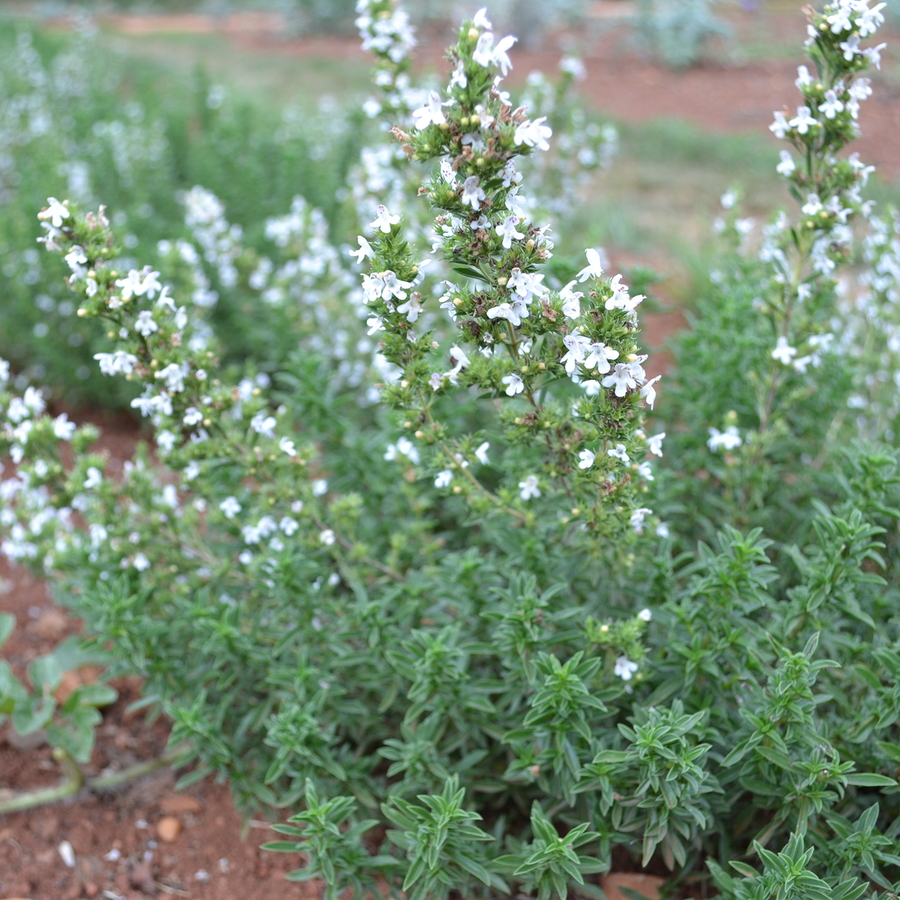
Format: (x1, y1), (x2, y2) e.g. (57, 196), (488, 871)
(1, 6), (898, 899)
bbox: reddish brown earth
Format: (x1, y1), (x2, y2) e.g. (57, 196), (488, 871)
(2, 7), (899, 899)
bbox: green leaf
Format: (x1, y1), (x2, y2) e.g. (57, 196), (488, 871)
(846, 773), (897, 788)
(0, 613), (14, 650)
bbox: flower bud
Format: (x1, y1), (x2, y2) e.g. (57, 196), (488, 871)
(415, 430), (425, 439)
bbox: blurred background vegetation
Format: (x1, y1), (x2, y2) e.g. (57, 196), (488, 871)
(0, 0), (896, 410)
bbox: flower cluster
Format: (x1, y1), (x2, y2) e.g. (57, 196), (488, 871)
(356, 9), (663, 539)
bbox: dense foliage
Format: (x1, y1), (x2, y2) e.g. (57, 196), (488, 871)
(2, 1), (900, 899)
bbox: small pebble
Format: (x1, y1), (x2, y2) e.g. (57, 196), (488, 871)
(58, 840), (75, 868)
(157, 816), (182, 843)
(194, 869), (211, 883)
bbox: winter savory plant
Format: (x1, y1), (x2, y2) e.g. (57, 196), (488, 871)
(2, 1), (900, 899)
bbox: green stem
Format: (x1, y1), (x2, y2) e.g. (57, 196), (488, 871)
(0, 743), (192, 815)
(0, 747), (83, 815)
(87, 743), (190, 791)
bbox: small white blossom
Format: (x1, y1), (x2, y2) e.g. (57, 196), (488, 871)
(251, 413), (277, 439)
(371, 205), (400, 234)
(608, 443), (630, 463)
(496, 215), (525, 249)
(707, 426), (742, 451)
(638, 608), (652, 622)
(435, 470), (453, 488)
(614, 656), (639, 681)
(220, 496), (242, 519)
(412, 90), (449, 129)
(776, 151), (795, 176)
(648, 432), (665, 457)
(518, 475), (541, 500)
(772, 335), (798, 365)
(461, 175), (486, 211)
(578, 449), (595, 469)
(576, 248), (605, 283)
(502, 373), (524, 396)
(475, 442), (490, 465)
(630, 507), (653, 533)
(514, 117), (552, 152)
(39, 197), (69, 228)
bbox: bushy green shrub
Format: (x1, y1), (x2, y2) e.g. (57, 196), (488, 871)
(2, 1), (899, 898)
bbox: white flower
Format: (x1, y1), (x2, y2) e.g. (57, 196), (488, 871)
(614, 656), (639, 681)
(349, 236), (375, 264)
(251, 413), (277, 439)
(156, 362), (186, 393)
(638, 462), (654, 481)
(630, 507), (653, 533)
(313, 479), (328, 497)
(772, 335), (798, 365)
(84, 467), (102, 490)
(220, 496), (242, 519)
(412, 90), (449, 129)
(776, 151), (795, 176)
(502, 373), (524, 396)
(769, 111), (789, 139)
(656, 522), (669, 539)
(560, 281), (582, 319)
(238, 550), (253, 565)
(279, 517), (298, 535)
(397, 293), (422, 322)
(448, 345), (470, 384)
(154, 431), (176, 454)
(435, 470), (453, 488)
(371, 205), (400, 234)
(133, 553), (150, 572)
(38, 197), (69, 228)
(0, 358), (8, 384)
(518, 475), (541, 500)
(638, 608), (652, 622)
(183, 407), (203, 427)
(820, 89), (844, 119)
(640, 375), (661, 410)
(602, 363), (639, 398)
(578, 449), (595, 469)
(795, 65), (812, 88)
(320, 529), (336, 546)
(496, 215), (525, 249)
(461, 175), (486, 211)
(514, 117), (552, 152)
(94, 351), (138, 376)
(707, 426), (742, 451)
(561, 333), (591, 375)
(473, 32), (496, 67)
(789, 106), (818, 134)
(492, 35), (516, 76)
(384, 437), (420, 464)
(475, 442), (490, 465)
(648, 432), (665, 458)
(608, 443), (630, 463)
(473, 7), (492, 28)
(184, 462), (200, 481)
(279, 436), (297, 456)
(53, 413), (76, 441)
(486, 300), (527, 327)
(576, 248), (605, 283)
